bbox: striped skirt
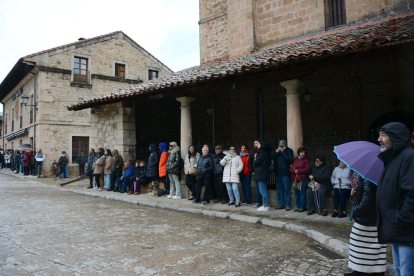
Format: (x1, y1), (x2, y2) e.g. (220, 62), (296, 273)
(348, 222), (387, 273)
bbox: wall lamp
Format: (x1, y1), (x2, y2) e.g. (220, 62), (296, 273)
(302, 89), (313, 106)
(21, 96), (37, 107)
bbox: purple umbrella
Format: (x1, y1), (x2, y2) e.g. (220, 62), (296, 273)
(333, 141), (383, 185)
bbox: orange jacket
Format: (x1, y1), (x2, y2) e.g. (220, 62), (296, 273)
(159, 152), (169, 177)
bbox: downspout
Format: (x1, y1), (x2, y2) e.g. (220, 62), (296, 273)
(29, 71), (37, 150)
(251, 0), (257, 51)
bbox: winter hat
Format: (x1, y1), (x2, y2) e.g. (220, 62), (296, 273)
(169, 141), (178, 147)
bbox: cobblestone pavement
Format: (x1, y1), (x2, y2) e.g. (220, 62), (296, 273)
(0, 173), (351, 276)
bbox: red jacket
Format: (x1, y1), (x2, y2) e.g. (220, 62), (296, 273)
(240, 150), (251, 175)
(289, 156), (310, 181)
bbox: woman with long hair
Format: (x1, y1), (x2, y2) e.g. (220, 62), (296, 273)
(184, 145), (200, 200)
(239, 144), (252, 204)
(103, 149), (113, 190)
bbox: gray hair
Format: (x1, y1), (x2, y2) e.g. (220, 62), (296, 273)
(125, 160), (131, 166)
(113, 149), (119, 154)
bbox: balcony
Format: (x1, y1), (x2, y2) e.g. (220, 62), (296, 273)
(71, 70), (92, 88)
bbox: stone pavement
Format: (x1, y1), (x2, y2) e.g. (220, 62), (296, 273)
(0, 170), (395, 275)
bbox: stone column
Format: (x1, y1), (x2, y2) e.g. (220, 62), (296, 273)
(280, 79), (303, 157)
(176, 97), (195, 159)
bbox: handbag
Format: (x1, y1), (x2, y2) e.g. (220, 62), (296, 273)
(189, 167), (197, 176)
(308, 180), (321, 191)
(292, 174), (302, 190)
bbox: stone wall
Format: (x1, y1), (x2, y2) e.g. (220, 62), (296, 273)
(199, 0), (414, 62)
(199, 0), (229, 63)
(90, 102), (136, 162)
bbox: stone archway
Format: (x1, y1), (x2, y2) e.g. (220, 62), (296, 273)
(369, 111), (414, 134)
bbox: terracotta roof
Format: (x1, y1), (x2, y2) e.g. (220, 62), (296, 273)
(68, 13), (414, 111)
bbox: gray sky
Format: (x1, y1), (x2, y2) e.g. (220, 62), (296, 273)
(0, 0), (200, 112)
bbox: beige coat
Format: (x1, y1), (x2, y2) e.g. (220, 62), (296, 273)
(104, 156), (113, 175)
(184, 152), (200, 175)
(220, 154), (243, 183)
(93, 156), (106, 175)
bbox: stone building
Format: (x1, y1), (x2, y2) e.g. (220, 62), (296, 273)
(69, 1), (414, 201)
(0, 31), (172, 175)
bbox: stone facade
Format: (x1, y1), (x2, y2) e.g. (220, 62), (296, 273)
(1, 32), (172, 175)
(199, 0), (414, 62)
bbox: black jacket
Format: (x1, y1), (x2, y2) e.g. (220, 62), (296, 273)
(272, 147), (293, 176)
(57, 156), (68, 167)
(310, 163), (331, 190)
(146, 143), (159, 178)
(253, 141), (271, 182)
(76, 155), (86, 166)
(353, 179), (377, 226)
(377, 122), (414, 245)
(196, 154), (214, 179)
(212, 152), (225, 177)
(134, 166), (148, 179)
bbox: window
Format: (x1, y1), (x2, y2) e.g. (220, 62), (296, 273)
(326, 0), (346, 28)
(73, 57), (89, 83)
(148, 70), (158, 80)
(72, 136), (89, 163)
(115, 63), (126, 78)
(11, 109), (14, 132)
(20, 103), (23, 128)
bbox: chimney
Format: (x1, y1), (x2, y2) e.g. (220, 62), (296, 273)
(78, 37), (86, 41)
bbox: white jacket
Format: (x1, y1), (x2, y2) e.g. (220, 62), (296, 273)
(220, 154), (243, 183)
(331, 166), (352, 190)
(184, 152), (200, 175)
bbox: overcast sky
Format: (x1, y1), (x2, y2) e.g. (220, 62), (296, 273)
(0, 0), (200, 112)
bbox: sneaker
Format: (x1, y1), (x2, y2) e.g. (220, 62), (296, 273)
(294, 208), (299, 212)
(257, 205), (270, 212)
(285, 207), (291, 211)
(188, 196), (195, 200)
(98, 188), (102, 192)
(193, 200), (201, 204)
(338, 211), (346, 218)
(202, 201), (209, 205)
(253, 203), (260, 208)
(331, 210), (338, 218)
(173, 196), (182, 200)
(148, 192), (154, 196)
(228, 202), (235, 206)
(167, 195), (173, 199)
(101, 188), (107, 191)
(235, 203), (241, 208)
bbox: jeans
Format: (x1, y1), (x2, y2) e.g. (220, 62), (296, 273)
(55, 166), (66, 177)
(253, 177), (262, 206)
(276, 175), (291, 207)
(240, 174), (252, 202)
(63, 164), (68, 178)
(258, 181), (269, 206)
(168, 173), (181, 197)
(333, 188), (351, 212)
(226, 183), (241, 204)
(35, 161), (43, 175)
(195, 175), (211, 203)
(392, 244), (414, 276)
(293, 180), (307, 209)
(104, 174), (111, 189)
(185, 174), (197, 196)
(117, 177), (131, 190)
(110, 171), (122, 190)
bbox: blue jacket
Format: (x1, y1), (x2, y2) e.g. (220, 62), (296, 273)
(123, 166), (135, 179)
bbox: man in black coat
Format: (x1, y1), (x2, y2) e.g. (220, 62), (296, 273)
(212, 145), (227, 204)
(76, 152), (86, 176)
(272, 140), (294, 211)
(377, 122), (414, 276)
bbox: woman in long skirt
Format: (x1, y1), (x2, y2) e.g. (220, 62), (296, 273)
(345, 172), (386, 276)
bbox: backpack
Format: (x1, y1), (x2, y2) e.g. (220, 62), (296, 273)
(179, 157), (184, 171)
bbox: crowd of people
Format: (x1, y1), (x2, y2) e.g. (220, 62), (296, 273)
(1, 123), (413, 276)
(0, 149), (45, 177)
